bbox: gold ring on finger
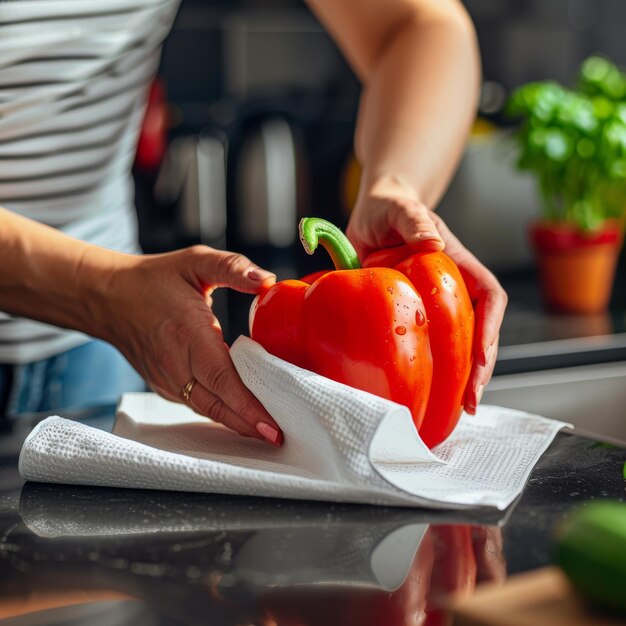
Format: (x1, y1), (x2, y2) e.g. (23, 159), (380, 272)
(182, 377), (196, 403)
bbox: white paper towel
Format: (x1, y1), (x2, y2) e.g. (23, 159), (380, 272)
(19, 336), (570, 510)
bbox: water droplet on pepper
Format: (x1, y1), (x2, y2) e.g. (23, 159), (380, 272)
(415, 310), (426, 326)
(395, 326), (407, 335)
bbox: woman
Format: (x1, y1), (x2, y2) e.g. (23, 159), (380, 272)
(0, 0), (506, 446)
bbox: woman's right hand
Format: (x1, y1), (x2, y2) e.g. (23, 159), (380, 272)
(93, 245), (284, 447)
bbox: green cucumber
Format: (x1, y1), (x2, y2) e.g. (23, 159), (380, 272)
(554, 500), (626, 614)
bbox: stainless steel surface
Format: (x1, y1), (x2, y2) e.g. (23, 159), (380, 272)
(485, 361), (626, 443)
(155, 133), (228, 247)
(235, 117), (299, 247)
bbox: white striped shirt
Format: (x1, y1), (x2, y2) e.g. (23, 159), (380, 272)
(0, 0), (181, 363)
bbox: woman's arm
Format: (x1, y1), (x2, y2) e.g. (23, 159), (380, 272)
(0, 207), (283, 445)
(306, 0), (480, 255)
(0, 206), (125, 334)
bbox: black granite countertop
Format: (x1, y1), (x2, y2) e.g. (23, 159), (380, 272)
(0, 413), (624, 626)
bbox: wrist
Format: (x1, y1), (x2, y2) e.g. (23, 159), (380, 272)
(359, 172), (422, 205)
(75, 245), (138, 342)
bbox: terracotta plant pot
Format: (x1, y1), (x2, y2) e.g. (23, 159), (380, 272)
(529, 219), (623, 314)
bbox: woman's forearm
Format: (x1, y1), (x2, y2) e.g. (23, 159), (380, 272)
(355, 5), (480, 206)
(307, 0), (480, 208)
(0, 206), (284, 442)
(0, 206), (126, 337)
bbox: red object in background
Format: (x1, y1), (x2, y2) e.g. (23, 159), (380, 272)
(250, 266), (434, 432)
(529, 219), (624, 314)
(530, 219), (622, 252)
(135, 79), (168, 171)
(363, 247), (474, 449)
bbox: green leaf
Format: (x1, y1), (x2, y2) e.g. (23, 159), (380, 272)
(544, 130), (573, 161)
(610, 159), (626, 179)
(577, 138), (595, 158)
(580, 55), (626, 100)
(506, 54), (626, 230)
(592, 96), (614, 120)
(616, 104), (626, 125)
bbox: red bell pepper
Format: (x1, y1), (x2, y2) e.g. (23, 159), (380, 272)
(363, 246), (474, 448)
(250, 218), (434, 431)
(250, 218), (474, 448)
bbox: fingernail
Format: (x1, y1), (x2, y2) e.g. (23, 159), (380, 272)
(480, 344), (491, 367)
(417, 231), (440, 240)
(248, 268), (275, 282)
(476, 384), (485, 406)
(256, 421), (282, 445)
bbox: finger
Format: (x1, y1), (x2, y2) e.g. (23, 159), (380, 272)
(188, 246), (276, 294)
(471, 282), (508, 367)
(465, 335), (499, 414)
(388, 199), (445, 251)
(187, 382), (263, 441)
(464, 282), (505, 414)
(148, 307), (283, 446)
(156, 359), (262, 440)
(191, 328), (284, 446)
(345, 222), (374, 263)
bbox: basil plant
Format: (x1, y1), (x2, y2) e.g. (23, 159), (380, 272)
(507, 56), (626, 231)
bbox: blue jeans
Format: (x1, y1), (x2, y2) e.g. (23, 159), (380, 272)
(0, 340), (145, 420)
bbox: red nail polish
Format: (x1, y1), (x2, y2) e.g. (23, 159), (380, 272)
(256, 421), (282, 445)
(480, 344), (492, 367)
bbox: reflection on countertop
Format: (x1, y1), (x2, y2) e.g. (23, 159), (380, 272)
(1, 430), (624, 626)
(3, 485), (502, 626)
(495, 270), (626, 375)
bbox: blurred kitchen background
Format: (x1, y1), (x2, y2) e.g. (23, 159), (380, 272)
(135, 0), (626, 272)
(136, 0), (626, 263)
(133, 0), (626, 442)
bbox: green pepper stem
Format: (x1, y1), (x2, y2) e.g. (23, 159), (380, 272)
(299, 218), (361, 270)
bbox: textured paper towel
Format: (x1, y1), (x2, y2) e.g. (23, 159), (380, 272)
(19, 336), (569, 509)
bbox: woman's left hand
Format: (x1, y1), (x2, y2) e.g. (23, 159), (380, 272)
(347, 187), (508, 414)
